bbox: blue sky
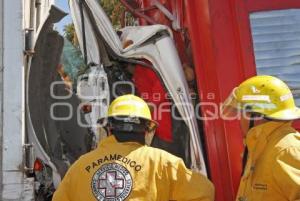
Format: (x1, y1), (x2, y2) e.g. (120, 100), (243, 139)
(54, 0), (72, 34)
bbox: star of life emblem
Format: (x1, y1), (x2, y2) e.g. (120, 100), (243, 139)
(92, 163), (133, 201)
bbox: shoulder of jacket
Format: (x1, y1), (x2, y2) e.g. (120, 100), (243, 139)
(273, 130), (300, 150)
(277, 146), (300, 156)
(270, 146), (300, 170)
(142, 146), (181, 163)
(269, 145), (300, 166)
(266, 126), (299, 153)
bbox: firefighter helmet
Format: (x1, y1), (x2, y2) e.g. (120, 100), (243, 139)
(222, 75), (300, 120)
(107, 94), (158, 131)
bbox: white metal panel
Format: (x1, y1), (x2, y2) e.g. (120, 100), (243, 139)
(23, 0), (31, 29)
(69, 0), (101, 64)
(250, 9), (300, 106)
(3, 0), (24, 174)
(0, 0), (3, 193)
(2, 0), (27, 199)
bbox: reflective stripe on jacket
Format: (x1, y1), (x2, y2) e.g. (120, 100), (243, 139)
(237, 121), (300, 201)
(52, 135), (214, 201)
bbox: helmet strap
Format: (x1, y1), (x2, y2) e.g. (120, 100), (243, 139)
(249, 115), (255, 129)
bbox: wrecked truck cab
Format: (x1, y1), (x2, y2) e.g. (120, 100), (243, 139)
(70, 0), (207, 174)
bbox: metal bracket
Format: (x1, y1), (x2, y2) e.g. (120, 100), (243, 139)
(152, 0), (180, 30)
(23, 143), (34, 173)
(121, 0), (181, 30)
(24, 28), (35, 55)
(153, 0), (176, 21)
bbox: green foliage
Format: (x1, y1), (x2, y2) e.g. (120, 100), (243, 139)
(63, 0), (135, 46)
(99, 0), (135, 29)
(63, 23), (78, 47)
(100, 0), (122, 27)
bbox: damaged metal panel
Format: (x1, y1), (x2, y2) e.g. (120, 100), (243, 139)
(27, 5), (90, 182)
(250, 9), (300, 106)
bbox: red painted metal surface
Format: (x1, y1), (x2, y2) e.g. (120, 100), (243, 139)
(185, 0), (256, 200)
(246, 0), (300, 12)
(125, 0), (300, 200)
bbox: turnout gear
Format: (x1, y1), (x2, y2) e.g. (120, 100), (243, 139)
(222, 75), (300, 120)
(222, 76), (300, 201)
(52, 136), (215, 201)
(236, 121), (300, 201)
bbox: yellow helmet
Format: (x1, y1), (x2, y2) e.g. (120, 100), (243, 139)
(107, 94), (158, 131)
(222, 75), (300, 120)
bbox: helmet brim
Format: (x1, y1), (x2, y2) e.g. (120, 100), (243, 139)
(264, 107), (300, 121)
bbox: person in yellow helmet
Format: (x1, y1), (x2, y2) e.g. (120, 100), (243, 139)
(52, 94), (214, 201)
(222, 75), (300, 201)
